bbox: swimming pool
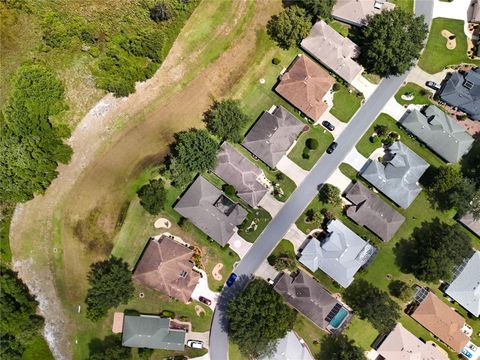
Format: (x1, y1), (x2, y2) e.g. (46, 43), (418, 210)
(329, 307), (349, 329)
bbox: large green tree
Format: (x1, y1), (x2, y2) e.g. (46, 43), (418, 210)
(343, 279), (400, 333)
(0, 64), (72, 203)
(358, 9), (427, 76)
(226, 279), (297, 358)
(137, 179), (167, 215)
(203, 99), (248, 142)
(297, 0), (336, 21)
(462, 139), (480, 185)
(0, 265), (45, 359)
(316, 335), (365, 360)
(397, 219), (473, 282)
(85, 256), (134, 321)
(267, 6), (312, 50)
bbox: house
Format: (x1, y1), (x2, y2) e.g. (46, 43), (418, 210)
(174, 176), (247, 246)
(470, 0), (480, 23)
(264, 331), (315, 360)
(400, 105), (474, 163)
(298, 219), (376, 288)
(133, 236), (200, 303)
(332, 0), (395, 27)
(274, 270), (351, 332)
(438, 69), (480, 120)
(361, 142), (429, 208)
(214, 143), (268, 208)
(275, 54), (335, 121)
(445, 251), (480, 317)
(370, 323), (449, 360)
(344, 182), (405, 241)
(242, 105), (304, 168)
(122, 314), (185, 351)
(300, 20), (363, 84)
(459, 212), (480, 237)
(410, 291), (470, 353)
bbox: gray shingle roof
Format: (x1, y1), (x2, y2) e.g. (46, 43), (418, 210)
(361, 142), (429, 208)
(274, 271), (351, 331)
(265, 331), (314, 360)
(445, 251), (480, 317)
(439, 69), (480, 120)
(459, 212), (480, 237)
(174, 176), (247, 246)
(299, 220), (376, 288)
(400, 106), (474, 163)
(242, 105), (304, 168)
(122, 315), (185, 350)
(344, 182), (405, 241)
(213, 143), (268, 208)
(332, 0), (395, 27)
(300, 20), (363, 83)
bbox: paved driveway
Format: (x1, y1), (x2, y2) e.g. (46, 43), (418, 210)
(326, 168), (353, 193)
(284, 224), (307, 252)
(317, 112), (347, 140)
(433, 0), (470, 21)
(344, 148), (368, 171)
(258, 193), (283, 217)
(227, 233), (252, 259)
(191, 268), (218, 311)
(276, 156), (308, 185)
(352, 75), (378, 99)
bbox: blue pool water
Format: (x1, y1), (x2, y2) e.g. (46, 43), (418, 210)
(329, 307), (349, 329)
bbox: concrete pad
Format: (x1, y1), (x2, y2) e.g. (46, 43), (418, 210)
(186, 331), (210, 349)
(258, 193), (283, 217)
(325, 168), (352, 193)
(191, 267), (219, 310)
(254, 259), (279, 281)
(381, 97), (408, 120)
(227, 233), (253, 259)
(352, 75), (378, 99)
(112, 312), (124, 334)
(405, 66), (449, 88)
(344, 148), (369, 171)
(317, 112), (347, 140)
(433, 0), (470, 21)
(284, 224), (308, 252)
(276, 156), (308, 186)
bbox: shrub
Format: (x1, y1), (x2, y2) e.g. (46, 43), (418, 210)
(305, 138), (319, 150)
(222, 184), (236, 196)
(138, 348), (154, 359)
(457, 114), (468, 120)
(332, 82), (341, 91)
(302, 149), (310, 159)
(374, 124), (388, 136)
(318, 184), (341, 207)
(150, 2), (172, 22)
(388, 280), (414, 301)
(160, 310), (175, 318)
(275, 172), (285, 181)
(272, 57), (281, 65)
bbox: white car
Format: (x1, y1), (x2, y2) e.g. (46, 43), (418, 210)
(187, 340), (203, 349)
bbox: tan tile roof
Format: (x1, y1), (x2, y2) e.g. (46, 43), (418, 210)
(411, 292), (469, 352)
(275, 55), (335, 121)
(133, 236), (200, 303)
(332, 0), (395, 27)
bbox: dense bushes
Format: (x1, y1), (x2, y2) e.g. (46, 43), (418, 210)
(0, 64), (72, 203)
(40, 11), (95, 49)
(150, 2), (172, 22)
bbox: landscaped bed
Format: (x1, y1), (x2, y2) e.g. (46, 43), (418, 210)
(329, 83), (363, 122)
(237, 208), (272, 243)
(288, 126), (334, 170)
(394, 82), (433, 106)
(418, 18), (480, 74)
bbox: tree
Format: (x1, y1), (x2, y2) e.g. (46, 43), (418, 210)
(388, 280), (414, 302)
(297, 0), (337, 21)
(88, 335), (131, 360)
(0, 64), (72, 203)
(266, 6), (312, 50)
(137, 179), (167, 215)
(203, 99), (248, 142)
(358, 9), (427, 76)
(85, 257), (134, 321)
(222, 184), (236, 197)
(169, 128), (218, 175)
(226, 279), (296, 358)
(306, 138), (319, 150)
(444, 178), (477, 217)
(150, 2), (172, 22)
(0, 265), (45, 359)
(462, 139), (480, 186)
(397, 219), (473, 282)
(343, 279), (400, 333)
(319, 184), (341, 207)
(374, 124), (388, 137)
(316, 335), (365, 360)
(424, 166), (463, 194)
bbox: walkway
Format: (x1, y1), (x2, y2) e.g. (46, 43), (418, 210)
(276, 156), (308, 185)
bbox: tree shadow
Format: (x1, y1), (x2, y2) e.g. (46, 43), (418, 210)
(88, 334), (123, 356)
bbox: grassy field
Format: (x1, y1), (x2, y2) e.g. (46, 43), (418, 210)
(418, 18), (480, 74)
(394, 82), (433, 106)
(22, 336), (55, 360)
(355, 113), (446, 167)
(329, 84), (363, 122)
(391, 0), (414, 13)
(288, 126), (334, 170)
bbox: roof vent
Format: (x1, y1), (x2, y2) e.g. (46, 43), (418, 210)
(180, 270), (188, 278)
(464, 79), (474, 90)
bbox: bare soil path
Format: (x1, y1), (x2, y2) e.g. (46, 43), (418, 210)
(9, 1), (279, 359)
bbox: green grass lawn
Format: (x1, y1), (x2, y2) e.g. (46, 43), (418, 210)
(22, 336), (54, 360)
(355, 113), (446, 167)
(288, 126), (334, 170)
(293, 314), (326, 357)
(418, 18), (480, 74)
(326, 20), (349, 37)
(329, 84), (363, 122)
(229, 341), (249, 360)
(363, 72), (382, 85)
(269, 239), (295, 260)
(391, 0), (414, 13)
(237, 208), (272, 243)
(394, 82), (433, 106)
(343, 317), (379, 351)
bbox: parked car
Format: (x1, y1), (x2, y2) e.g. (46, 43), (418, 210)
(326, 142), (338, 154)
(322, 120), (335, 131)
(462, 348), (473, 359)
(426, 81), (441, 91)
(226, 273), (238, 287)
(187, 340), (203, 349)
(198, 296), (211, 306)
(468, 344), (477, 352)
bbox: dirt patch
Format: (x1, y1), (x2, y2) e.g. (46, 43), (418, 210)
(212, 263), (224, 281)
(441, 29), (456, 49)
(195, 305), (206, 317)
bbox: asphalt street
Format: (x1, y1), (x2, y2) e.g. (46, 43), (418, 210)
(209, 1), (434, 359)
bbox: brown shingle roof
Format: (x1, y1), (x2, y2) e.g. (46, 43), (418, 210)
(411, 292), (469, 352)
(133, 236), (200, 303)
(275, 55), (335, 121)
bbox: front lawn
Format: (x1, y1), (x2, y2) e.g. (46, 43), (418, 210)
(269, 239), (295, 260)
(394, 82), (433, 106)
(237, 208), (272, 243)
(391, 0), (414, 13)
(418, 18), (480, 74)
(355, 113), (446, 167)
(288, 126), (334, 170)
(329, 84), (363, 122)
